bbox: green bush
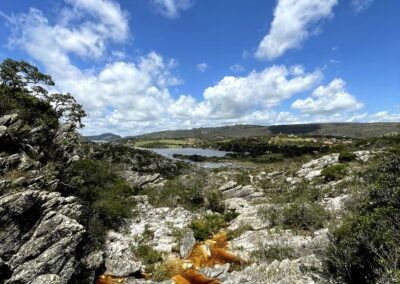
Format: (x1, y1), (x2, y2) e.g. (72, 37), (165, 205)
(64, 159), (135, 229)
(204, 189), (225, 213)
(324, 155), (400, 283)
(282, 201), (329, 231)
(321, 164), (347, 181)
(134, 244), (163, 265)
(142, 170), (208, 210)
(339, 151), (357, 163)
(190, 214), (226, 240)
(251, 245), (294, 262)
(257, 206), (283, 227)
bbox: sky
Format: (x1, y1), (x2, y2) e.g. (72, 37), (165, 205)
(0, 0), (399, 136)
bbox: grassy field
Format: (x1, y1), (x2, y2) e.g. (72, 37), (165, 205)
(133, 138), (200, 148)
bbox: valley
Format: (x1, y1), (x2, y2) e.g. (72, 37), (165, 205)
(1, 59), (400, 284)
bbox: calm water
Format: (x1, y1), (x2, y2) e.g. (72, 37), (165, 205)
(144, 148), (232, 168)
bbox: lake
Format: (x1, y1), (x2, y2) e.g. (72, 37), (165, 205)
(143, 148), (233, 168)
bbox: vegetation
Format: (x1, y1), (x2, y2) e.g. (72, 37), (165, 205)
(321, 164), (347, 181)
(135, 169), (225, 213)
(282, 201), (330, 232)
(338, 151), (357, 163)
(251, 245), (294, 262)
(61, 159), (136, 247)
(0, 58), (86, 127)
(324, 155), (400, 283)
(134, 123), (400, 139)
(134, 244), (163, 265)
(214, 137), (327, 158)
(189, 214), (226, 240)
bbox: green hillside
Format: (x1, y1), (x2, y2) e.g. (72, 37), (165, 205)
(131, 123), (400, 139)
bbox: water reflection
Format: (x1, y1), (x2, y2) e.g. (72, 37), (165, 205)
(142, 148), (233, 168)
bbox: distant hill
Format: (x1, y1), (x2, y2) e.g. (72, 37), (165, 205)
(84, 133), (122, 142)
(132, 123), (400, 139)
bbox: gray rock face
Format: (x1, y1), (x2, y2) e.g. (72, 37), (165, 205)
(0, 190), (85, 284)
(230, 228), (329, 261)
(179, 230), (196, 259)
(222, 255), (322, 284)
(218, 181), (265, 201)
(104, 196), (196, 277)
(121, 171), (166, 189)
(225, 198), (272, 231)
(297, 154), (339, 180)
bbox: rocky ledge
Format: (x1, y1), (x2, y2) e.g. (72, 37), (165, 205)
(0, 190), (85, 284)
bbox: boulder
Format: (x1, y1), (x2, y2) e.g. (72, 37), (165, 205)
(179, 230), (196, 259)
(353, 150), (371, 162)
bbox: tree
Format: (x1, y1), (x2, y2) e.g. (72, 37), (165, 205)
(0, 58), (86, 128)
(46, 93), (87, 128)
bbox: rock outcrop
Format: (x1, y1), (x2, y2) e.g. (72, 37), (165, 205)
(296, 154), (339, 180)
(103, 195), (196, 277)
(0, 190), (85, 284)
(218, 181), (265, 202)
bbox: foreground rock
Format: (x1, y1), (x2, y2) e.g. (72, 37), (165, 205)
(0, 190), (85, 284)
(103, 195), (196, 277)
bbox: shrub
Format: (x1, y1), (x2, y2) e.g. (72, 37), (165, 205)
(324, 155), (400, 283)
(321, 164), (347, 181)
(143, 170), (208, 210)
(339, 151), (357, 163)
(257, 206), (283, 227)
(134, 244), (163, 265)
(251, 245), (294, 262)
(189, 214), (226, 240)
(204, 189), (225, 213)
(151, 264), (173, 281)
(282, 201), (329, 232)
(64, 160), (134, 227)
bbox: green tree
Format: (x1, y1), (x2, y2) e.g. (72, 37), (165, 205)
(0, 58), (86, 128)
(46, 93), (87, 128)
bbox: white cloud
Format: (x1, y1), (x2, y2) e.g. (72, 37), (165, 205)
(230, 64), (245, 73)
(5, 0), (395, 136)
(151, 0), (194, 19)
(255, 0), (338, 60)
(64, 0), (129, 41)
(368, 111), (400, 122)
(194, 65), (322, 119)
(291, 79), (363, 115)
(351, 0), (375, 14)
(197, 62), (208, 72)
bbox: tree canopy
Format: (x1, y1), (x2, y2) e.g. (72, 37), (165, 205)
(0, 58), (86, 128)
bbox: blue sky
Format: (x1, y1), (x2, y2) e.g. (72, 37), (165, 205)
(0, 0), (399, 135)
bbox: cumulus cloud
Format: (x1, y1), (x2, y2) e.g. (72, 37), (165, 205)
(150, 0), (194, 19)
(255, 0), (338, 60)
(4, 0), (396, 136)
(194, 65), (322, 119)
(291, 79), (364, 115)
(196, 62), (208, 72)
(351, 0), (375, 14)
